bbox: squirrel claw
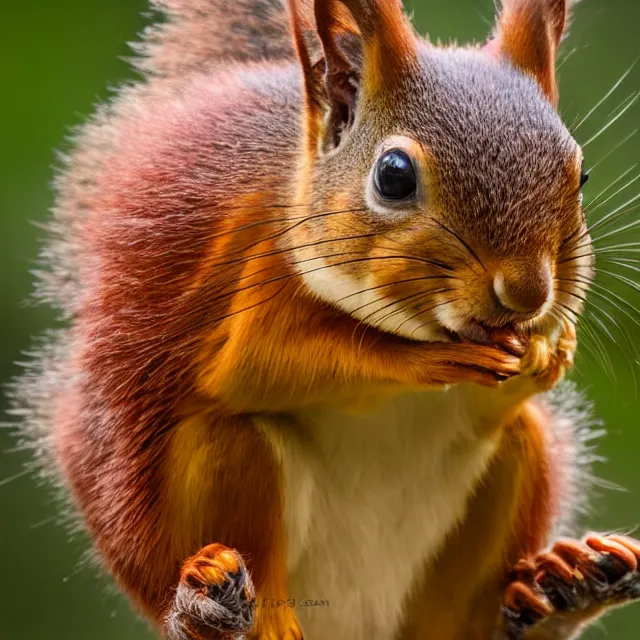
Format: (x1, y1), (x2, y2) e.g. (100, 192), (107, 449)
(490, 327), (528, 358)
(502, 534), (640, 640)
(168, 543), (256, 640)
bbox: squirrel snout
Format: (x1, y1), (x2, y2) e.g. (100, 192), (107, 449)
(492, 259), (553, 317)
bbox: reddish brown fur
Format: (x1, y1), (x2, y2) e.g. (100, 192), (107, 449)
(18, 1), (630, 639)
(48, 66), (308, 627)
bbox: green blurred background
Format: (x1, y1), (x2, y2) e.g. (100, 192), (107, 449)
(0, 1), (638, 638)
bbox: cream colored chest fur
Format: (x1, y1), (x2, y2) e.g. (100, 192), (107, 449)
(273, 387), (500, 640)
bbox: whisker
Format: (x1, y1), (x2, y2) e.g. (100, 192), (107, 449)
(597, 242), (640, 252)
(591, 206), (640, 243)
(597, 268), (640, 294)
(202, 281), (292, 326)
(586, 172), (640, 219)
(557, 46), (579, 71)
(221, 230), (380, 269)
(574, 316), (616, 381)
(332, 275), (455, 309)
(556, 287), (588, 305)
(607, 259), (640, 273)
(360, 291), (455, 338)
(555, 274), (599, 289)
(352, 292), (455, 350)
(573, 279), (640, 326)
(352, 287), (454, 327)
(435, 221), (487, 272)
(0, 468), (31, 488)
(408, 298), (461, 340)
(565, 196), (640, 254)
(554, 292), (620, 371)
(550, 307), (577, 330)
(209, 207), (369, 265)
(565, 204), (640, 258)
(587, 133), (638, 174)
(572, 61), (637, 133)
(202, 231), (454, 296)
(581, 90), (640, 148)
(558, 229), (587, 255)
(584, 164), (639, 212)
(202, 223), (455, 287)
(105, 203), (371, 278)
(112, 200), (329, 240)
(582, 314), (619, 382)
(591, 195), (640, 230)
(578, 293), (631, 353)
(590, 302), (640, 378)
(119, 251), (458, 366)
(556, 248), (595, 265)
(555, 300), (580, 324)
(363, 243), (454, 272)
(203, 254), (436, 323)
(588, 308), (619, 346)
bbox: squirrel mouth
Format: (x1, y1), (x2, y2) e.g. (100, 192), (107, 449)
(445, 320), (527, 357)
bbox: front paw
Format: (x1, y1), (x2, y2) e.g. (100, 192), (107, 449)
(497, 320), (576, 400)
(520, 319), (576, 391)
(167, 543), (255, 640)
(502, 534), (640, 639)
(420, 343), (521, 388)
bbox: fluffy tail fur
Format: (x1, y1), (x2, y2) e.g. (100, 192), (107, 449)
(136, 0), (301, 76)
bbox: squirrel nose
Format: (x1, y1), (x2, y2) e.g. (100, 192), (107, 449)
(493, 259), (553, 315)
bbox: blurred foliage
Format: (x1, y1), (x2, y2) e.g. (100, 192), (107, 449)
(0, 1), (638, 638)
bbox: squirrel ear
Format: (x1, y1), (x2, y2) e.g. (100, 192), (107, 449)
(486, 0), (575, 104)
(290, 0), (418, 153)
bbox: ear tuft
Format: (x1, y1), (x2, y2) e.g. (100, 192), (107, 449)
(290, 0), (418, 154)
(486, 0), (580, 104)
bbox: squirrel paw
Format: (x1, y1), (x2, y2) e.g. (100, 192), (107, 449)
(502, 534), (640, 639)
(421, 343), (521, 389)
(167, 543), (256, 640)
(507, 319), (576, 395)
(555, 319), (577, 370)
(519, 335), (559, 390)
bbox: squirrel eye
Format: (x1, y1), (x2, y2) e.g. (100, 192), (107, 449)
(579, 159), (589, 188)
(580, 171), (590, 188)
(374, 149), (417, 201)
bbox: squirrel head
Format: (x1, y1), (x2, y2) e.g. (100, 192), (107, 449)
(287, 0), (591, 343)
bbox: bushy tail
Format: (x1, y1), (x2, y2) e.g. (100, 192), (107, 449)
(136, 0), (300, 76)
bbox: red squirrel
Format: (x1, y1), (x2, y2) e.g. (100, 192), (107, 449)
(13, 0), (640, 638)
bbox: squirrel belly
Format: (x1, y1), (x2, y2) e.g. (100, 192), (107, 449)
(277, 391), (584, 640)
(274, 388), (510, 640)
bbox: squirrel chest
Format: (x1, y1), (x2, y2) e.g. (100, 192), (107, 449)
(271, 386), (499, 640)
